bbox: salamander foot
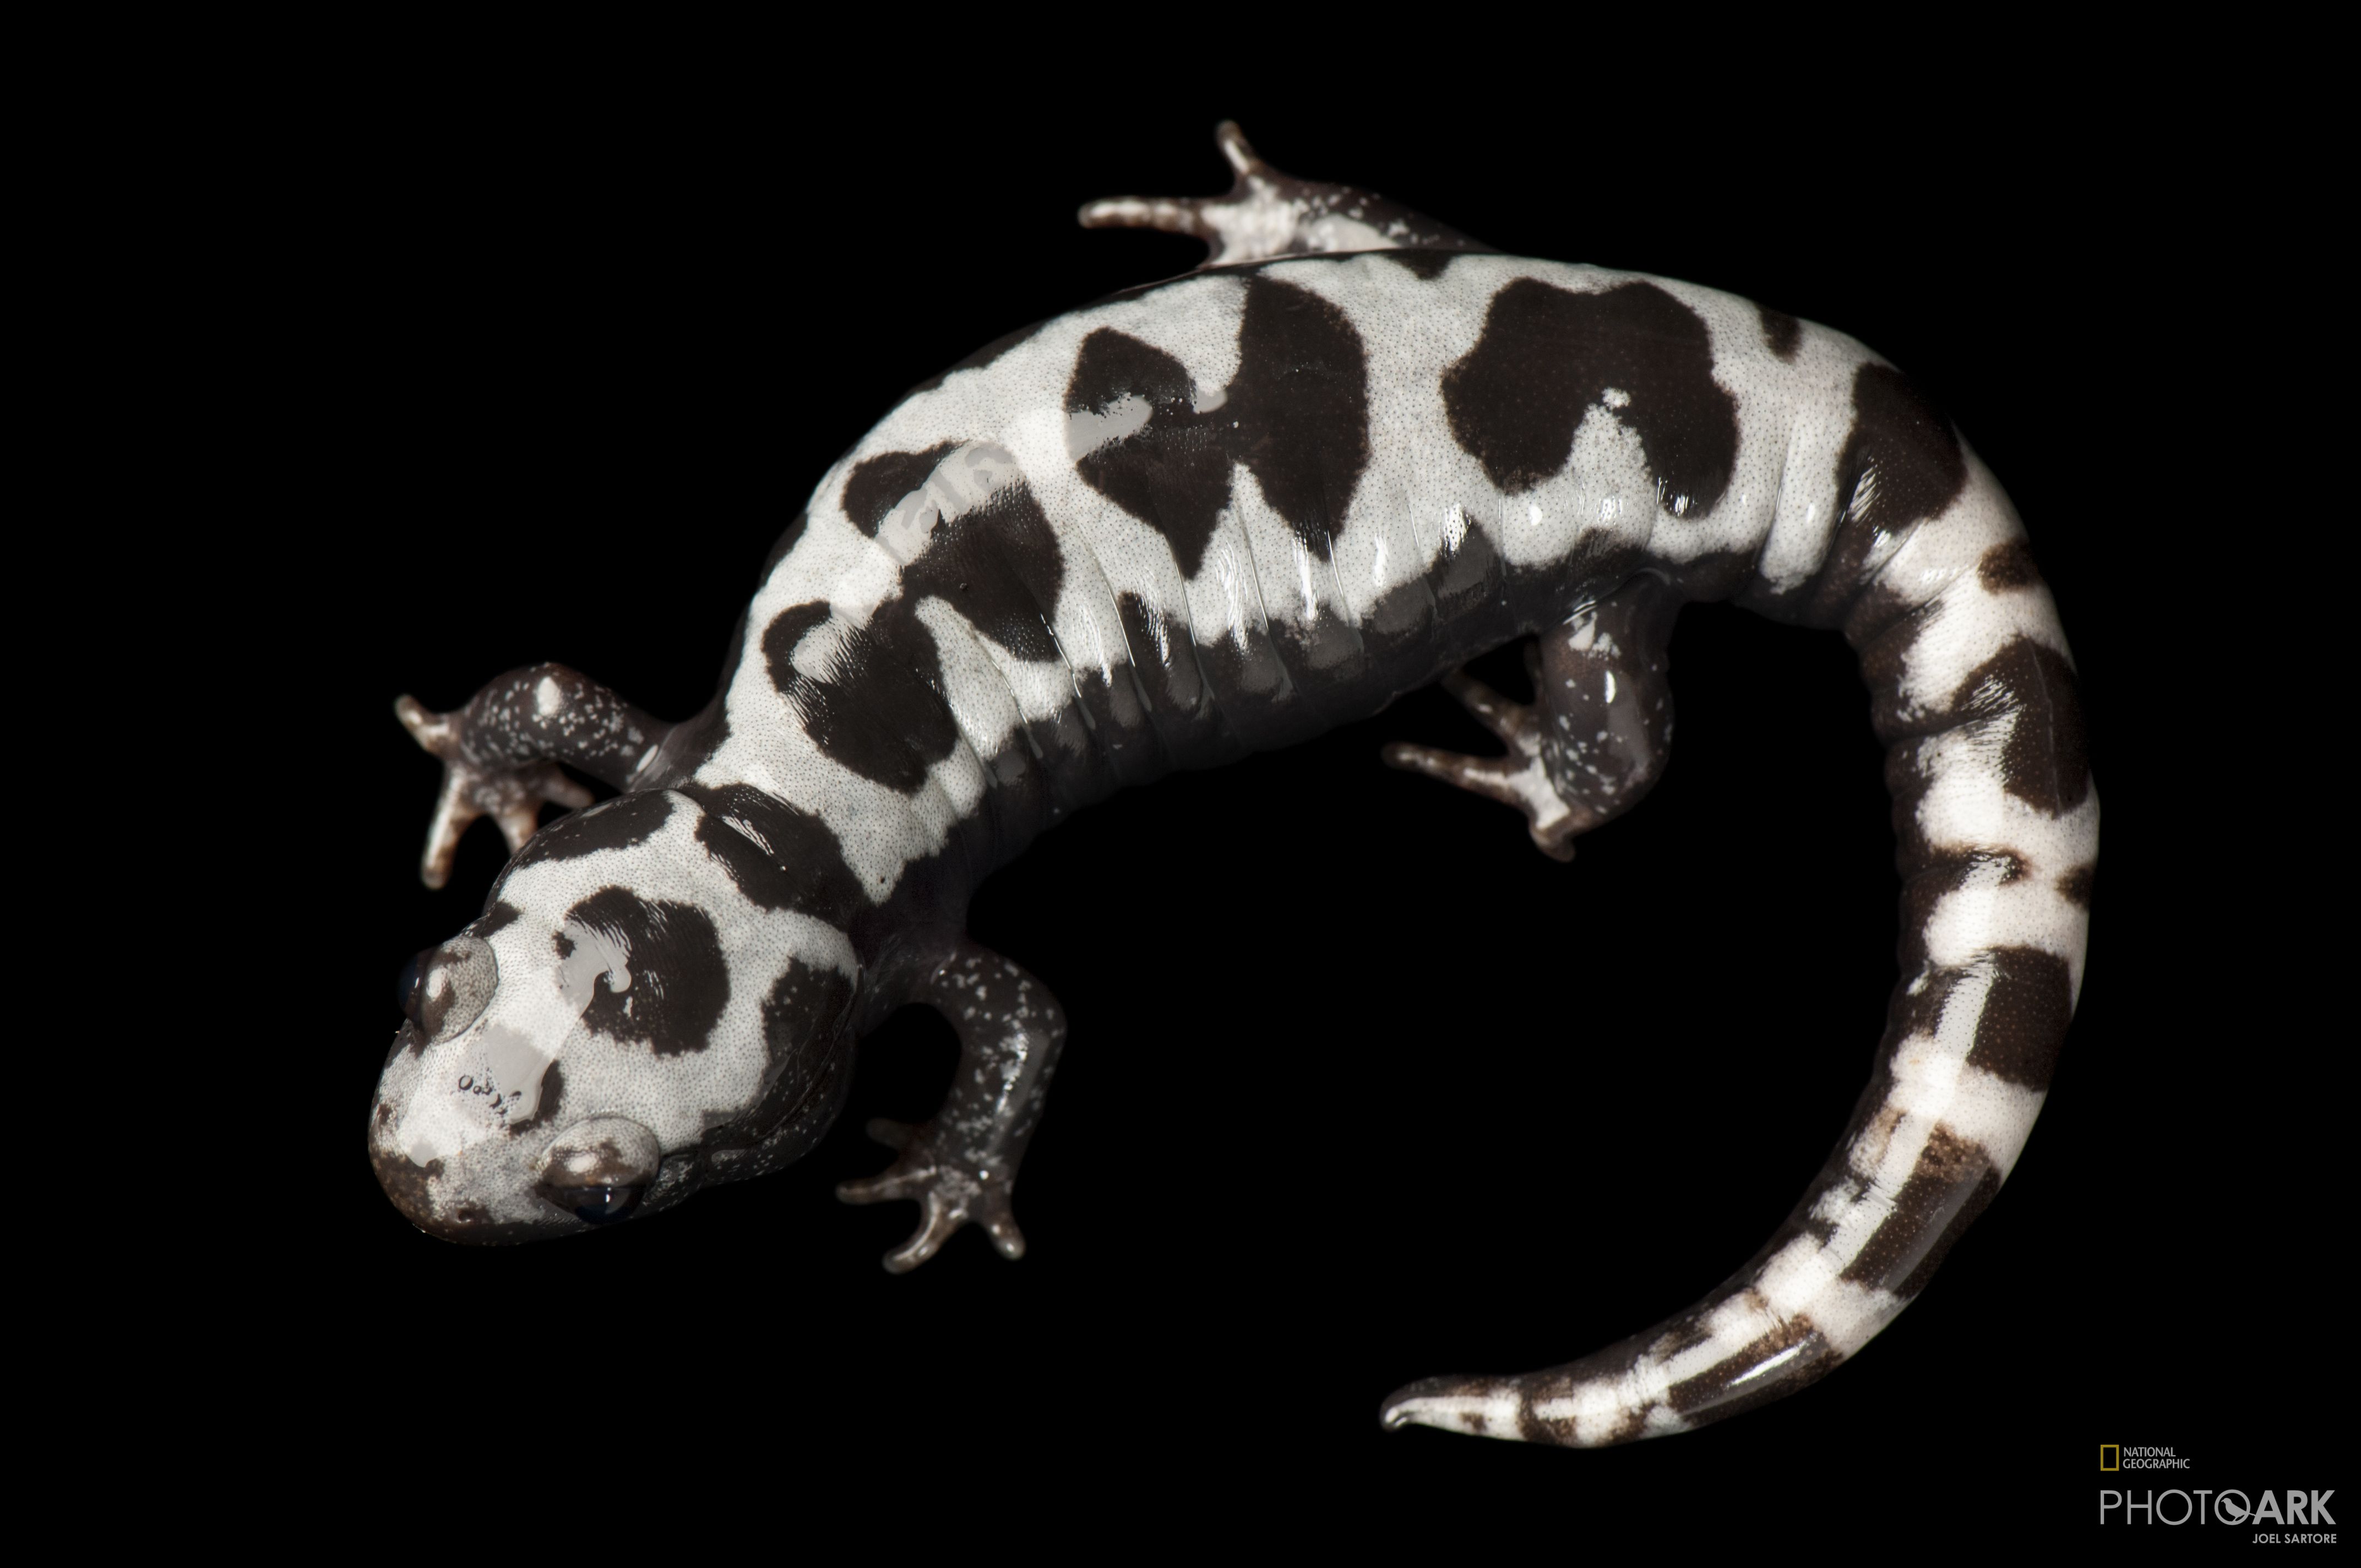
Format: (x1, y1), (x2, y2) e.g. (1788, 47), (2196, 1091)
(1383, 649), (1591, 860)
(1385, 579), (1680, 858)
(836, 1117), (1028, 1273)
(395, 694), (595, 889)
(1079, 120), (1484, 268)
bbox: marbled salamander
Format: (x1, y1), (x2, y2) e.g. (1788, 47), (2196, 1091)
(369, 123), (2097, 1447)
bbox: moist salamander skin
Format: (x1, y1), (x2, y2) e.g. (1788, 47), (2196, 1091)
(368, 123), (2097, 1450)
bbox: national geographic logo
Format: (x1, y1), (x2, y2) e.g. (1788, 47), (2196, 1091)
(2097, 1445), (2335, 1536)
(2101, 1444), (2187, 1471)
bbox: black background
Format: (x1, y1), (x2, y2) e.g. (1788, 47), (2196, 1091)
(217, 50), (2333, 1546)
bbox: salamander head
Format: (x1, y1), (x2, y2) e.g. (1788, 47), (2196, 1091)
(367, 788), (861, 1243)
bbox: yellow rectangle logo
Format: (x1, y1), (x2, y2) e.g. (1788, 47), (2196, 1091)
(2099, 1444), (2119, 1471)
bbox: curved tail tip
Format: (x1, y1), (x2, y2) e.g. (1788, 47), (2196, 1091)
(1379, 1378), (1526, 1440)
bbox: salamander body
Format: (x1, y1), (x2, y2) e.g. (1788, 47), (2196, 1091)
(368, 125), (2096, 1446)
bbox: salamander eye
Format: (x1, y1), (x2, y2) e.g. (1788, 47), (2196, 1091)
(535, 1115), (662, 1229)
(394, 935), (497, 1046)
(548, 1184), (643, 1224)
(395, 950), (429, 1022)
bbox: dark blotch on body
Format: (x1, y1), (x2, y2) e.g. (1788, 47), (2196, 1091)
(1965, 947), (2074, 1090)
(899, 481), (1067, 662)
(1765, 362), (1971, 631)
(1835, 363), (1966, 538)
(504, 792), (675, 875)
(1067, 275), (1370, 578)
(683, 782), (868, 919)
(758, 958), (856, 1109)
(1838, 1126), (2000, 1300)
(1758, 304), (1801, 360)
(1978, 538), (2041, 592)
(842, 443), (959, 535)
(562, 886), (730, 1057)
(1441, 278), (1739, 516)
(691, 957), (858, 1169)
(1952, 635), (2091, 815)
(1379, 249), (1457, 281)
(760, 601), (831, 694)
(1068, 327), (1231, 579)
(761, 600), (961, 794)
(1663, 1317), (1837, 1420)
(1231, 274), (1370, 553)
(766, 440), (1078, 791)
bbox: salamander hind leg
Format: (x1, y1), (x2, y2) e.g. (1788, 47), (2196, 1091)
(837, 935), (1068, 1272)
(1385, 574), (1679, 860)
(1078, 120), (1487, 268)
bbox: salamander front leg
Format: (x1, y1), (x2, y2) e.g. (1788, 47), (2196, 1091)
(394, 662), (673, 888)
(1384, 574), (1680, 859)
(837, 937), (1067, 1272)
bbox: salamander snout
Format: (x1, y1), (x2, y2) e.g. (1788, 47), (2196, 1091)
(368, 1090), (668, 1243)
